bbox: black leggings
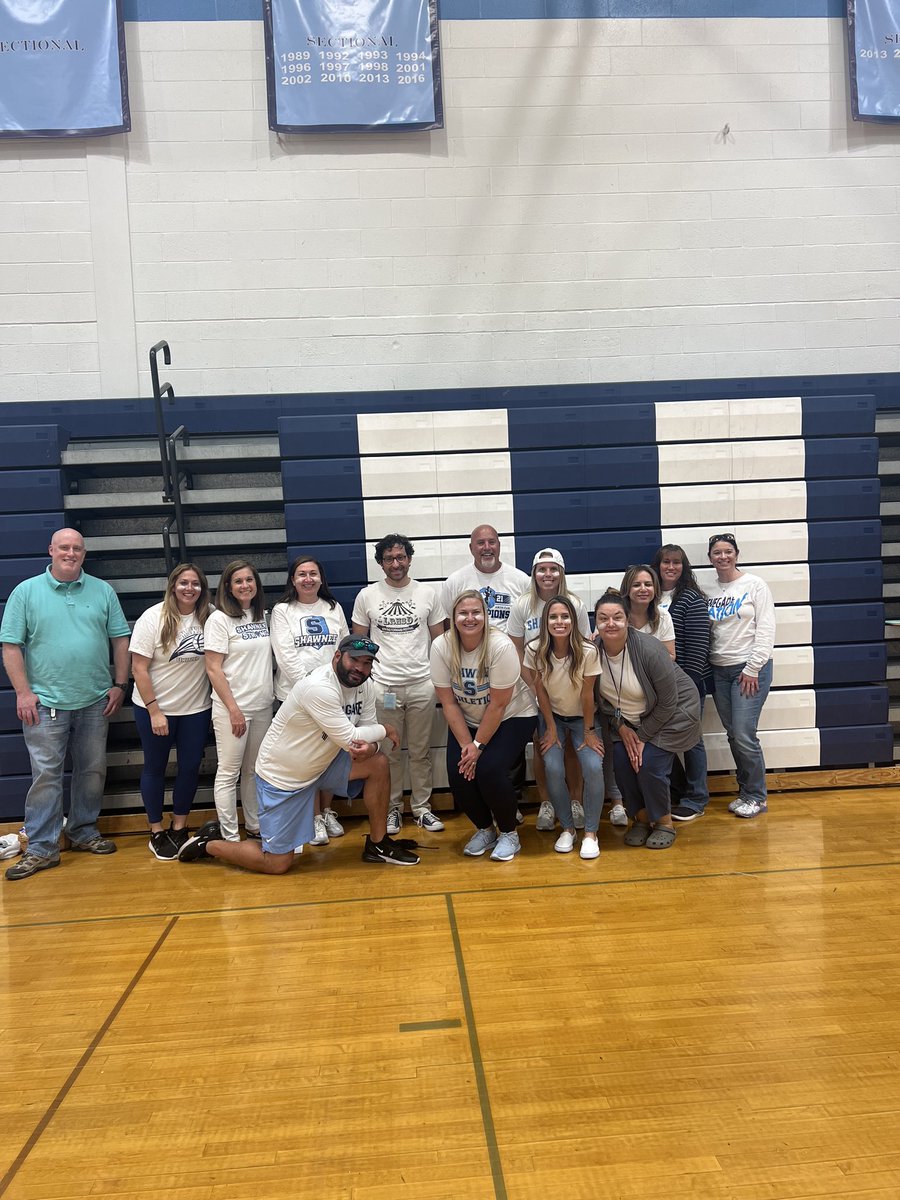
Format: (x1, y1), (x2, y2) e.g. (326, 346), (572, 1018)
(446, 716), (536, 834)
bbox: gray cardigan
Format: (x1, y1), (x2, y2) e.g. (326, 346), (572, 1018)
(597, 628), (702, 753)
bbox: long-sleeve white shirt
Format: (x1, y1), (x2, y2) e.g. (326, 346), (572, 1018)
(255, 661), (385, 791)
(706, 572), (776, 677)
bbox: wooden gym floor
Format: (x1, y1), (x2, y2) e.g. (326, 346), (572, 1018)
(1, 789), (899, 1200)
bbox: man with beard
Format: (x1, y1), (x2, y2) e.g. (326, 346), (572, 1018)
(179, 636), (419, 870)
(440, 524), (530, 633)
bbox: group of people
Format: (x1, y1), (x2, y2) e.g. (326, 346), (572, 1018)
(1, 523), (776, 880)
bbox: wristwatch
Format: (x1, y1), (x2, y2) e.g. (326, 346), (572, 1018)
(112, 681), (128, 691)
(473, 739), (484, 751)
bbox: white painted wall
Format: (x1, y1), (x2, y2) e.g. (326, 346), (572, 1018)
(1, 18), (898, 402)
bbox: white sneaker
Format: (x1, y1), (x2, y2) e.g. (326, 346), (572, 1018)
(535, 800), (556, 831)
(728, 797), (743, 814)
(554, 829), (575, 853)
(416, 810), (445, 832)
(609, 804), (628, 827)
(322, 808), (345, 838)
(386, 808), (402, 835)
(309, 814), (329, 846)
(579, 836), (600, 860)
(572, 801), (585, 830)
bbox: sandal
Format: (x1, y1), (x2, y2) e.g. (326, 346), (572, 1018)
(623, 822), (651, 846)
(646, 826), (676, 849)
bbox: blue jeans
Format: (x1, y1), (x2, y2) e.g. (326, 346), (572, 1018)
(133, 706), (212, 824)
(670, 693), (709, 815)
(539, 713), (604, 833)
(613, 740), (675, 825)
(21, 698), (109, 859)
(711, 659), (773, 807)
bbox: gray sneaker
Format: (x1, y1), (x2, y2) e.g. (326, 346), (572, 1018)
(386, 808), (402, 835)
(535, 801), (556, 831)
(6, 851), (61, 881)
(490, 830), (521, 862)
(463, 827), (498, 856)
(572, 801), (585, 830)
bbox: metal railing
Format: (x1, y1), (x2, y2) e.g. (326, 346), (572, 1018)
(149, 340), (189, 574)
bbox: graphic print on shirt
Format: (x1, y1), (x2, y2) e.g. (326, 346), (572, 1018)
(170, 630), (205, 661)
(236, 620), (269, 641)
(708, 593), (749, 622)
(455, 666), (490, 708)
(481, 586), (513, 625)
(295, 614), (339, 650)
(373, 597), (420, 634)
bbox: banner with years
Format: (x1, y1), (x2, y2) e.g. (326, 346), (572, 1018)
(0, 0), (129, 138)
(263, 0), (443, 133)
(847, 0), (900, 121)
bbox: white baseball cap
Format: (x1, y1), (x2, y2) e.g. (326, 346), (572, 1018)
(531, 547), (565, 571)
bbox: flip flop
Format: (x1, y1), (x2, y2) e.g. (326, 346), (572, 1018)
(623, 822), (651, 846)
(646, 826), (676, 849)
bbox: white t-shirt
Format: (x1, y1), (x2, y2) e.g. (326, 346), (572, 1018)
(270, 598), (348, 702)
(633, 609), (675, 645)
(203, 609), (274, 714)
(129, 602), (211, 716)
(351, 578), (444, 686)
(255, 661), (386, 792)
(440, 562), (530, 633)
(430, 630), (537, 729)
(597, 644), (647, 724)
(524, 641), (601, 718)
(507, 592), (591, 645)
(660, 590), (674, 611)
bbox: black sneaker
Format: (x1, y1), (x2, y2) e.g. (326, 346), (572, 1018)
(168, 826), (190, 851)
(361, 835), (419, 866)
(178, 820), (223, 862)
(671, 805), (702, 823)
(149, 830), (179, 861)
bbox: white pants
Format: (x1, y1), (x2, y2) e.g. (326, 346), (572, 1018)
(211, 707), (272, 840)
(375, 678), (436, 817)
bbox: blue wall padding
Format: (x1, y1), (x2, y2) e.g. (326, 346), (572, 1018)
(0, 470), (64, 514)
(808, 562), (882, 603)
(812, 644), (886, 686)
(0, 514), (65, 557)
(819, 725), (893, 765)
(0, 425), (66, 468)
(806, 480), (880, 521)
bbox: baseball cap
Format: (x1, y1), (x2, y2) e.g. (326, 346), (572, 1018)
(337, 635), (380, 660)
(531, 547), (565, 571)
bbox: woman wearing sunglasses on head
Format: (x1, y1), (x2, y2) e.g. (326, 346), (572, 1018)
(522, 596), (603, 859)
(706, 533), (776, 820)
(593, 589), (701, 850)
(431, 590), (537, 862)
(652, 544), (711, 822)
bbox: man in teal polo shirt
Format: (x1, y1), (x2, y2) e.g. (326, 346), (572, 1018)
(1, 528), (131, 880)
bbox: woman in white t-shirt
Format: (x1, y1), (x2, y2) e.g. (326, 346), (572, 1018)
(270, 554), (349, 845)
(621, 564), (676, 658)
(522, 597), (603, 860)
(430, 590), (537, 862)
(204, 560), (274, 842)
(131, 562), (213, 861)
(706, 532), (776, 820)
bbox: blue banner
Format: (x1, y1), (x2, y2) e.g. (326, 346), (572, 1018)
(0, 0), (129, 138)
(263, 0), (442, 133)
(847, 0), (900, 121)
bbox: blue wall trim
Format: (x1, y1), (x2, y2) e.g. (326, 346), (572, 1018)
(124, 0), (844, 21)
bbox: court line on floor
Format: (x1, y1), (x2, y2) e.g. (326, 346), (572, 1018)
(0, 916), (179, 1198)
(2, 857), (898, 931)
(445, 893), (507, 1200)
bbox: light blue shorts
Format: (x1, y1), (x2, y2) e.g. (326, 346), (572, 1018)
(255, 751), (362, 855)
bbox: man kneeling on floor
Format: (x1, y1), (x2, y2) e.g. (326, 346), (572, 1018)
(179, 636), (419, 870)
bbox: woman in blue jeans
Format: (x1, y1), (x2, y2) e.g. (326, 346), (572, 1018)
(706, 533), (776, 819)
(130, 563), (213, 859)
(522, 597), (603, 859)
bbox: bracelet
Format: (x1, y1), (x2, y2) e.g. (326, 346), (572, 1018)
(146, 698), (158, 707)
(586, 726), (595, 732)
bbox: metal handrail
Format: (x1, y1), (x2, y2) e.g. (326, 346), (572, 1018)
(167, 425), (188, 568)
(149, 341), (174, 501)
(149, 340), (188, 572)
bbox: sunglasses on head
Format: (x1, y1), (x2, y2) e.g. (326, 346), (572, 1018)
(346, 638), (379, 655)
(708, 533), (737, 548)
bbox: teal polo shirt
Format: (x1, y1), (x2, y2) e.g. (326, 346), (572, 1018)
(0, 568), (130, 710)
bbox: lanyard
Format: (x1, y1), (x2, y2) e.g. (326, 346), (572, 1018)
(601, 641), (629, 723)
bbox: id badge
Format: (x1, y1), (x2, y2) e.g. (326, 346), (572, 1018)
(613, 707), (621, 722)
(382, 692), (397, 711)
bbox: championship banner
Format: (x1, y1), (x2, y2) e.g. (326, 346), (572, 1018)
(0, 0), (129, 139)
(263, 0), (442, 134)
(847, 0), (900, 121)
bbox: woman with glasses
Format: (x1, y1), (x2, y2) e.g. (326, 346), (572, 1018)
(271, 554), (349, 845)
(593, 590), (701, 850)
(706, 533), (776, 819)
(652, 544), (711, 822)
(130, 562), (213, 860)
(522, 596), (603, 859)
(431, 590), (537, 862)
(204, 560), (274, 841)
